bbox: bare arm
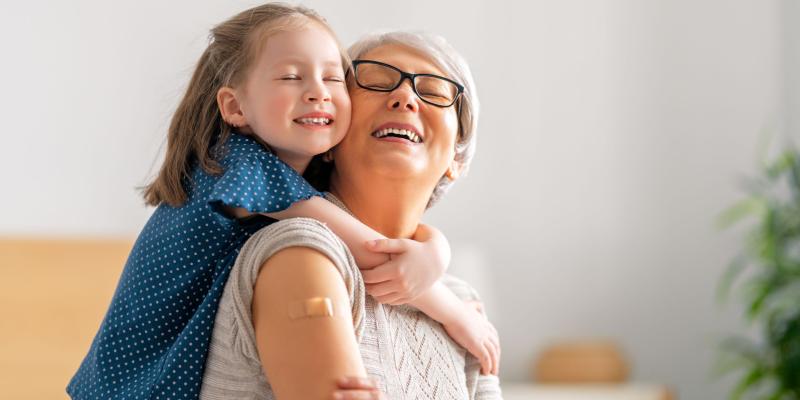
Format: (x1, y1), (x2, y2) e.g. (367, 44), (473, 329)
(270, 198), (452, 305)
(408, 281), (465, 325)
(266, 197), (389, 268)
(408, 282), (500, 376)
(252, 246), (368, 400)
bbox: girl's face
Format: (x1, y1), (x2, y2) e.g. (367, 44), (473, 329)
(238, 23), (350, 170)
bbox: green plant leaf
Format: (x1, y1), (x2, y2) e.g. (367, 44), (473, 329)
(732, 367), (766, 400)
(718, 197), (768, 229)
(766, 151), (796, 181)
(718, 138), (800, 399)
(718, 255), (749, 304)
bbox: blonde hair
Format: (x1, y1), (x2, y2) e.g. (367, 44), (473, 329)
(347, 31), (479, 208)
(143, 3), (347, 207)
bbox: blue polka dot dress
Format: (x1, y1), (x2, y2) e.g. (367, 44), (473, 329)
(67, 132), (322, 400)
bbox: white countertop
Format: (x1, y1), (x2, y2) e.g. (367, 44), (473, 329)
(500, 383), (672, 400)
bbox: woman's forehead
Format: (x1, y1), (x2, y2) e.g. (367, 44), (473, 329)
(359, 43), (445, 76)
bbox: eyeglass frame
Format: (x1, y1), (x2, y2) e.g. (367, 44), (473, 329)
(349, 59), (465, 108)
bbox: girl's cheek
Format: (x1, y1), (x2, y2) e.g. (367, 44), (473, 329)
(263, 90), (294, 114)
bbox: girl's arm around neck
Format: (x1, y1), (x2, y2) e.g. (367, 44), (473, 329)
(266, 197), (390, 268)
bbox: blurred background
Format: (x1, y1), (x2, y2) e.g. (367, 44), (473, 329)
(2, 0), (798, 399)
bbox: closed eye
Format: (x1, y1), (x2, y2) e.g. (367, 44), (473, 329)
(419, 91), (449, 99)
(324, 76), (344, 83)
(279, 75), (300, 80)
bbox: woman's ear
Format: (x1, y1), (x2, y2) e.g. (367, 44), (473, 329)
(445, 159), (461, 181)
(217, 87), (247, 128)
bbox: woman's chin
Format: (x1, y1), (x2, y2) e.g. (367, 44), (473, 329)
(366, 156), (435, 180)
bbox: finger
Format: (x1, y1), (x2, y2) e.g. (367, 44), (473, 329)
(365, 281), (398, 297)
(366, 238), (410, 254)
(487, 340), (499, 375)
(477, 344), (491, 375)
(486, 323), (500, 349)
(361, 263), (398, 284)
(483, 341), (495, 375)
(489, 333), (501, 361)
(336, 376), (378, 390)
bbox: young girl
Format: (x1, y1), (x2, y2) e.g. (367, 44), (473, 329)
(68, 4), (498, 400)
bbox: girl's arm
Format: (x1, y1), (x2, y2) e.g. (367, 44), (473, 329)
(406, 283), (501, 376)
(266, 197), (389, 268)
(268, 197), (451, 302)
(252, 246), (371, 399)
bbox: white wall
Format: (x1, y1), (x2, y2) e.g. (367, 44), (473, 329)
(1, 1), (793, 398)
(784, 0), (800, 136)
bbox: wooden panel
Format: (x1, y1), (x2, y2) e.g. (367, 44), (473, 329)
(0, 238), (132, 400)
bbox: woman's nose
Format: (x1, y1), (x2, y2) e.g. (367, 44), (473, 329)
(387, 81), (419, 112)
(304, 81), (331, 103)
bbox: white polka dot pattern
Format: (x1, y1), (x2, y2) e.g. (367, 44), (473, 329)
(67, 133), (322, 400)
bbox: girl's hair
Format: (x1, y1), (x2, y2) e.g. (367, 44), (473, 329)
(143, 3), (346, 207)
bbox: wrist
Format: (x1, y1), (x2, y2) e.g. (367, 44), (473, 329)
(408, 282), (464, 324)
(440, 300), (470, 326)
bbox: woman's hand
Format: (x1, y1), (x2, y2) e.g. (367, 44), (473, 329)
(333, 376), (385, 400)
(361, 225), (450, 305)
(441, 302), (501, 375)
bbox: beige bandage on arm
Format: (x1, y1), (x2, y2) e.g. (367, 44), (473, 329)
(288, 297), (335, 319)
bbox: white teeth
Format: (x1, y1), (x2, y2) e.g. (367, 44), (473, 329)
(372, 128), (422, 143)
(296, 117), (331, 125)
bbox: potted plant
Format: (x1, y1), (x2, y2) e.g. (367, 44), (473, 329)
(717, 143), (800, 400)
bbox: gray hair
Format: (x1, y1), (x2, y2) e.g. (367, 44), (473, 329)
(348, 31), (479, 208)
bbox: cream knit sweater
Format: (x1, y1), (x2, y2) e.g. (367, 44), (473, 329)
(199, 203), (502, 399)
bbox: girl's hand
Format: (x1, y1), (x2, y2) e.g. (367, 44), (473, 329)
(361, 234), (448, 305)
(333, 376), (385, 400)
(441, 302), (501, 376)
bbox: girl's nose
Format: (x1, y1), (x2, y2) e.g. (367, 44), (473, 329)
(304, 81), (331, 103)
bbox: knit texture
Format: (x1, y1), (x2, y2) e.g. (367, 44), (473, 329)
(200, 213), (502, 399)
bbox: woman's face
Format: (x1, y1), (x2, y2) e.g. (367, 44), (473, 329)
(333, 44), (460, 186)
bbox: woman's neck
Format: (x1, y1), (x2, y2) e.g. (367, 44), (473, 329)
(329, 171), (430, 239)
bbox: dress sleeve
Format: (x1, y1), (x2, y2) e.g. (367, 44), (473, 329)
(208, 152), (323, 223)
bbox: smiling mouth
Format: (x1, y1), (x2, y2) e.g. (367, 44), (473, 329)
(294, 117), (333, 126)
(371, 127), (423, 143)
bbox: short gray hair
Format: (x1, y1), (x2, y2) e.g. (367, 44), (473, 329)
(348, 31), (479, 208)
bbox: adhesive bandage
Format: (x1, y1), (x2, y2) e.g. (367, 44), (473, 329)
(288, 297), (335, 319)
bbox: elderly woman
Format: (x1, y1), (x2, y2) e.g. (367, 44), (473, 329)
(200, 31), (502, 399)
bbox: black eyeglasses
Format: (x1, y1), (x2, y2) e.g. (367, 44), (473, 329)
(350, 60), (464, 108)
